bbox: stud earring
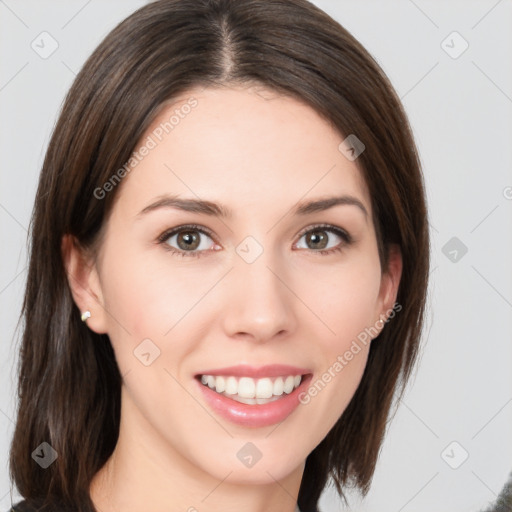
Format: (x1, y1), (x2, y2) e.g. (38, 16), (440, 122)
(81, 310), (91, 322)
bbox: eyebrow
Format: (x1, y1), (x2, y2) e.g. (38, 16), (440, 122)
(137, 194), (368, 220)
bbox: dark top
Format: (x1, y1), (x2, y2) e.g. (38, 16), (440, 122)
(10, 502), (31, 512)
(9, 501), (76, 512)
(10, 502), (33, 512)
(9, 476), (512, 512)
(10, 502), (48, 512)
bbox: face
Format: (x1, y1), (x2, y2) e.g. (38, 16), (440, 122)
(70, 85), (400, 486)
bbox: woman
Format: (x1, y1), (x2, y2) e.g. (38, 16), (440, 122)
(8, 0), (430, 511)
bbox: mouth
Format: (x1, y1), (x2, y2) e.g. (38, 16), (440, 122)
(194, 364), (313, 427)
(196, 373), (304, 405)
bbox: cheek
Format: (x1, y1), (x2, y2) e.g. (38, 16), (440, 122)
(299, 254), (382, 347)
(98, 242), (226, 380)
(100, 244), (206, 335)
(298, 341), (370, 447)
(292, 253), (381, 430)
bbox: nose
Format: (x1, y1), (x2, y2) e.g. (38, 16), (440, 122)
(221, 247), (298, 343)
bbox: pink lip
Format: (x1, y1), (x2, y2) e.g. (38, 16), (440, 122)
(195, 364), (312, 378)
(195, 370), (313, 428)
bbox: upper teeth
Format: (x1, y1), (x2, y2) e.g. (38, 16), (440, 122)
(200, 375), (302, 398)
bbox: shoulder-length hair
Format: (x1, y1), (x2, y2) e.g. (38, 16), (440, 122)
(9, 0), (430, 510)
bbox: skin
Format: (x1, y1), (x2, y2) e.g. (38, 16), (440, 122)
(63, 84), (402, 512)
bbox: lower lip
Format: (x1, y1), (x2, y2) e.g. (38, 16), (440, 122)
(196, 375), (313, 428)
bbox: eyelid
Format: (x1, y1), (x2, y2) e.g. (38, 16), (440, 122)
(295, 223), (352, 244)
(156, 223), (219, 259)
(157, 222), (353, 257)
(156, 223), (216, 244)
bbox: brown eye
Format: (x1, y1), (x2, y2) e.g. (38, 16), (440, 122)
(295, 224), (352, 254)
(158, 225), (217, 257)
(176, 230), (201, 250)
(304, 230), (329, 250)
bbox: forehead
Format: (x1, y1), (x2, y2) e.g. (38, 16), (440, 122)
(115, 84), (371, 220)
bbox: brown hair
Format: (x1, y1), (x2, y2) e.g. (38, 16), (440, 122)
(9, 0), (429, 510)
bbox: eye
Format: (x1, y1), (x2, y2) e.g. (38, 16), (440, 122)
(157, 224), (218, 258)
(294, 224), (352, 255)
(157, 223), (352, 258)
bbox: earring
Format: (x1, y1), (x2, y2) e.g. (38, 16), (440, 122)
(81, 310), (91, 322)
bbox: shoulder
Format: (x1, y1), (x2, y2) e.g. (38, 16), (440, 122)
(482, 472), (512, 512)
(8, 499), (86, 512)
(8, 500), (65, 512)
(9, 500), (37, 512)
(9, 501), (32, 512)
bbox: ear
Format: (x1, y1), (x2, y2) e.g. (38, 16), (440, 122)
(373, 243), (402, 337)
(61, 234), (109, 334)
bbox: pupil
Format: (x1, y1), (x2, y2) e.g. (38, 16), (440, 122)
(308, 231), (327, 249)
(178, 231), (199, 250)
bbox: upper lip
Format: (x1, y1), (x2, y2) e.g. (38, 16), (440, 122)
(195, 364), (312, 378)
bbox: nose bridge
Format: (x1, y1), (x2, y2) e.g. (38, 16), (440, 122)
(222, 235), (296, 341)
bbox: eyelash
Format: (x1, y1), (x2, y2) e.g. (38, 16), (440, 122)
(156, 223), (353, 258)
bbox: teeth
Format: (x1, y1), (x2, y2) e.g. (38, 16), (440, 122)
(225, 376), (237, 395)
(199, 374), (303, 401)
(256, 378), (273, 399)
(273, 377), (284, 396)
(238, 377), (255, 398)
(215, 376), (226, 393)
(283, 375), (294, 394)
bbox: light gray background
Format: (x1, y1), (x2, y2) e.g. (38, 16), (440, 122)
(1, 1), (511, 511)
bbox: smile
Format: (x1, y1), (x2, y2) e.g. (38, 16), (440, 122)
(194, 364), (313, 427)
(199, 374), (303, 404)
